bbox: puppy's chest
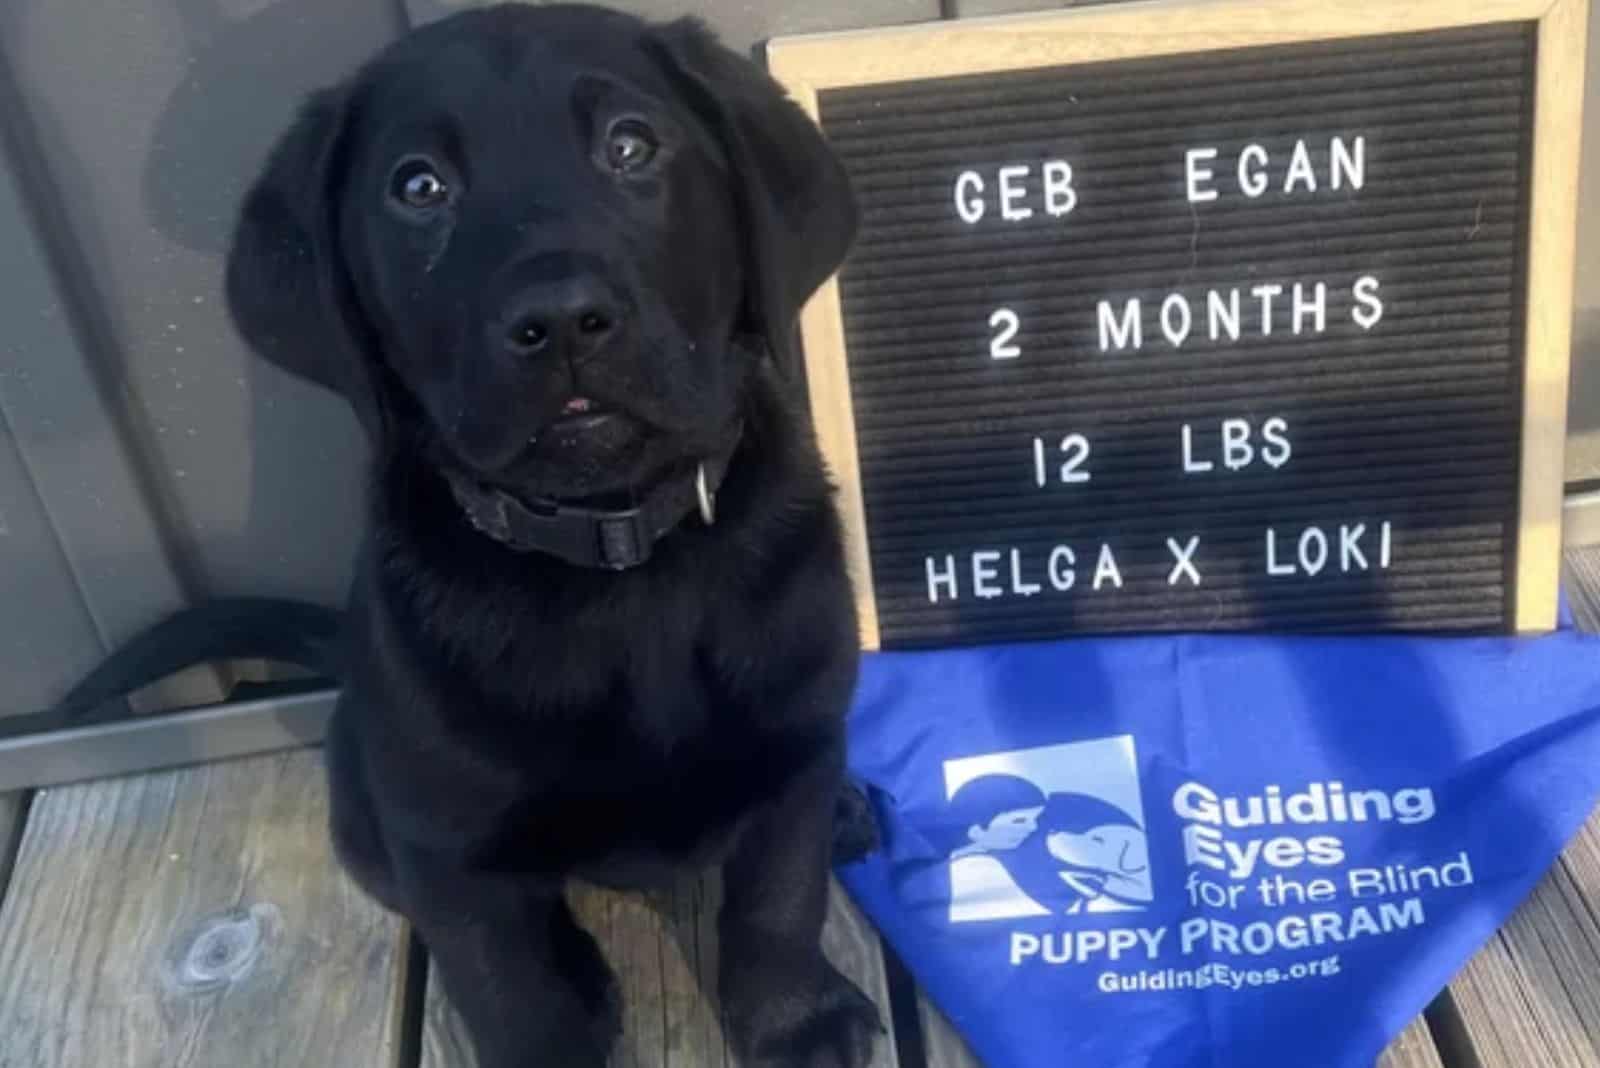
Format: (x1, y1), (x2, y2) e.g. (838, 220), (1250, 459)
(498, 621), (793, 855)
(504, 602), (726, 732)
(477, 667), (785, 886)
(385, 549), (807, 838)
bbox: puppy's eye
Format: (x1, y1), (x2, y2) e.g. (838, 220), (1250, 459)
(390, 159), (451, 211)
(605, 119), (658, 173)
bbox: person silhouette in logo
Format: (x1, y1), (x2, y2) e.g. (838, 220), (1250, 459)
(936, 774), (1049, 922)
(943, 776), (1152, 917)
(948, 774), (1047, 859)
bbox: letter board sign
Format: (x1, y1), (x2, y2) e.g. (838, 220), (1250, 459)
(768, 0), (1587, 650)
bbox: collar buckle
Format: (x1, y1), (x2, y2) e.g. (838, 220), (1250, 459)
(595, 509), (652, 570)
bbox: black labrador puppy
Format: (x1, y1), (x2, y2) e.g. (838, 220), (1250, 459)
(54, 5), (881, 1066)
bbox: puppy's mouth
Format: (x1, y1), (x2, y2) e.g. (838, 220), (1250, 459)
(501, 392), (648, 466)
(544, 395), (612, 428)
(531, 395), (632, 441)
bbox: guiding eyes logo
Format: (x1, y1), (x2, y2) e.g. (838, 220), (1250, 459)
(942, 736), (1153, 924)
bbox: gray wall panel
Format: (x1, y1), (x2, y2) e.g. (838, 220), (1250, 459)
(0, 137), (219, 717)
(1567, 0), (1600, 483)
(0, 0), (402, 611)
(405, 0), (942, 57)
(949, 0), (1066, 14)
(0, 417), (105, 718)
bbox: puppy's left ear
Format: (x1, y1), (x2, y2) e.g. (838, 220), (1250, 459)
(649, 19), (858, 373)
(226, 87), (387, 442)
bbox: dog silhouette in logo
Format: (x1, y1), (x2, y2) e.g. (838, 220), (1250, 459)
(946, 774), (1151, 916)
(1035, 791), (1152, 911)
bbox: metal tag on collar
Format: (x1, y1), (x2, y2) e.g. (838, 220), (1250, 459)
(596, 509), (652, 570)
(696, 462), (716, 526)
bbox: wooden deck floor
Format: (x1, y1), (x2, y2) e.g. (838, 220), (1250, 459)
(0, 547), (1596, 1068)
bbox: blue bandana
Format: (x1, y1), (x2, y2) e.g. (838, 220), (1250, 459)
(838, 600), (1600, 1067)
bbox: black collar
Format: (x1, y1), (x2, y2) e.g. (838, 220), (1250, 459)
(444, 429), (742, 571)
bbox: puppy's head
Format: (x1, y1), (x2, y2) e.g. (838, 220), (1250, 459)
(226, 4), (855, 501)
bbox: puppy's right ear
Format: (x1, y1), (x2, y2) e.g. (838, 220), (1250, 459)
(225, 88), (385, 440)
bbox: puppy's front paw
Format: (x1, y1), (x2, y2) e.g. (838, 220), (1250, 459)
(830, 781), (881, 867)
(736, 965), (885, 1068)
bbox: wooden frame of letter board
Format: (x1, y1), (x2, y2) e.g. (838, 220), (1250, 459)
(767, 0), (1589, 651)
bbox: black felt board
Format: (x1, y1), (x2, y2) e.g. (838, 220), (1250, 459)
(816, 22), (1536, 649)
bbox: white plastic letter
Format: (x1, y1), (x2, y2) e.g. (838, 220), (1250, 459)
(1093, 545), (1124, 590)
(973, 551), (1003, 599)
(990, 308), (1021, 360)
(1298, 527), (1329, 576)
(1222, 418), (1254, 471)
(1167, 536), (1202, 587)
(955, 170), (984, 224)
(1292, 282), (1327, 335)
(1043, 159), (1077, 217)
(1208, 289), (1241, 342)
(1252, 284), (1284, 335)
(1331, 136), (1366, 191)
(1010, 549), (1042, 597)
(1186, 148), (1219, 203)
(999, 165), (1033, 221)
(1266, 530), (1296, 576)
(1098, 299), (1143, 352)
(1262, 417), (1292, 469)
(1182, 424), (1214, 474)
(926, 555), (959, 603)
(1352, 276), (1384, 331)
(1238, 144), (1269, 198)
(1161, 294), (1194, 348)
(1048, 546), (1077, 591)
(1340, 523), (1368, 571)
(1059, 434), (1092, 484)
(1284, 139), (1317, 193)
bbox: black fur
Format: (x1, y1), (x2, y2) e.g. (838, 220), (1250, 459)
(54, 6), (881, 1066)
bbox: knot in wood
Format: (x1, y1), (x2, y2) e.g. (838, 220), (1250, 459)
(164, 904), (277, 994)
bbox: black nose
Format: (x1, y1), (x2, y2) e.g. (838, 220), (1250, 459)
(501, 275), (622, 360)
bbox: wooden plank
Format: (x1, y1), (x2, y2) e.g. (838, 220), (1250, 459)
(1448, 813), (1600, 1067)
(917, 994), (974, 1068)
(0, 792), (24, 898)
(423, 878), (899, 1068)
(783, 84), (880, 651)
(1380, 1019), (1448, 1068)
(1444, 547), (1600, 1066)
(766, 0), (1558, 92)
(1516, 0), (1590, 631)
(916, 989), (1443, 1067)
(0, 752), (407, 1068)
(1568, 545), (1600, 628)
(1568, 493), (1600, 551)
(1564, 0), (1600, 488)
